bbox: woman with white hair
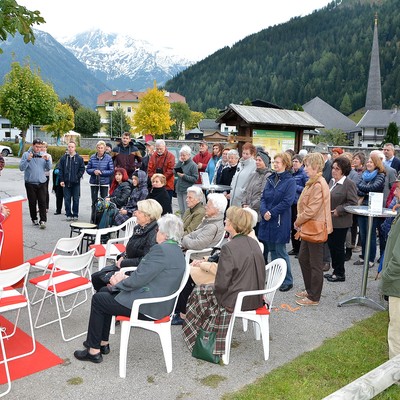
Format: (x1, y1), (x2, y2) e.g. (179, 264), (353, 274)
(74, 213), (186, 363)
(175, 145), (198, 215)
(182, 185), (206, 235)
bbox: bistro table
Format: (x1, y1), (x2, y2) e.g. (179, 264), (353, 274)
(339, 205), (397, 310)
(194, 184), (231, 193)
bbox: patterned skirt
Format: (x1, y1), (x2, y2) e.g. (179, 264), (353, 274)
(182, 284), (232, 356)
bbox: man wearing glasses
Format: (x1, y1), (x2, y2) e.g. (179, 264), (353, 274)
(19, 138), (52, 229)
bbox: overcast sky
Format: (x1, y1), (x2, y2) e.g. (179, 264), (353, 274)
(20, 0), (331, 60)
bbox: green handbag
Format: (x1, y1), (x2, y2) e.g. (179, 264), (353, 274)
(192, 328), (220, 364)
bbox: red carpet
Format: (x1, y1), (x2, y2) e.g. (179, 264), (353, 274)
(0, 316), (64, 384)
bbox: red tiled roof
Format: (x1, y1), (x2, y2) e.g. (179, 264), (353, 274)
(96, 90), (186, 106)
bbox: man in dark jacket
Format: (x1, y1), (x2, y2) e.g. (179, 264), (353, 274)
(112, 132), (141, 176)
(59, 141), (85, 221)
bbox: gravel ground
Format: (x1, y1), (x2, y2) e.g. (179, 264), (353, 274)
(0, 157), (385, 400)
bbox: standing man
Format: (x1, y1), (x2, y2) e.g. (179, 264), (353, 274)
(192, 141), (211, 184)
(147, 139), (175, 199)
(381, 202), (400, 359)
(383, 143), (400, 173)
(140, 140), (155, 174)
(19, 138), (51, 229)
(59, 142), (85, 222)
(112, 132), (141, 176)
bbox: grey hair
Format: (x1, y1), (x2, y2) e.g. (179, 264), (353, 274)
(242, 207), (258, 228)
(187, 185), (203, 202)
(370, 150), (385, 161)
(207, 193), (228, 215)
(227, 149), (239, 158)
(155, 139), (166, 147)
(180, 145), (192, 156)
(157, 214), (184, 243)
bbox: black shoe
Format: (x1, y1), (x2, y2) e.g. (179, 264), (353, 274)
(74, 349), (103, 363)
(327, 275), (345, 282)
(83, 341), (110, 355)
(288, 249), (298, 256)
(54, 212), (61, 215)
(324, 273), (333, 279)
(344, 248), (352, 262)
(279, 284), (293, 292)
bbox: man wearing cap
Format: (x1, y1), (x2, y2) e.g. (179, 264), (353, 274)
(193, 141), (211, 184)
(315, 143), (332, 184)
(19, 138), (52, 229)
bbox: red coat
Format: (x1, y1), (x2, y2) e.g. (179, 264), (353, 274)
(192, 151), (211, 184)
(147, 151), (176, 191)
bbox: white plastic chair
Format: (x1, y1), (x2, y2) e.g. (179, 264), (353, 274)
(0, 326), (11, 397)
(222, 258), (287, 365)
(86, 217), (136, 271)
(26, 232), (84, 272)
(30, 249), (95, 342)
(185, 230), (226, 264)
(117, 262), (191, 377)
(0, 263), (36, 397)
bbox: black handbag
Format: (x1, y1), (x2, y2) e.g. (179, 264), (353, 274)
(192, 328), (220, 364)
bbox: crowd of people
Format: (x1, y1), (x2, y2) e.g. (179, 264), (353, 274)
(11, 136), (400, 363)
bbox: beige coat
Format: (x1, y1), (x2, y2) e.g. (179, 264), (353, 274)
(295, 175), (333, 235)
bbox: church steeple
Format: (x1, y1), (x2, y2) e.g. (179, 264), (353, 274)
(365, 13), (382, 110)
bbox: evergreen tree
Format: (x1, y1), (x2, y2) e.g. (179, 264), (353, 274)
(382, 121), (399, 146)
(340, 92), (352, 115)
(106, 107), (131, 137)
(75, 107), (101, 137)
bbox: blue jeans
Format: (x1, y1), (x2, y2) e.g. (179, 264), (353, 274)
(262, 242), (293, 286)
(357, 215), (379, 262)
(63, 183), (81, 217)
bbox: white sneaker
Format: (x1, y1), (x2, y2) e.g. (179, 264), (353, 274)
(39, 221), (46, 229)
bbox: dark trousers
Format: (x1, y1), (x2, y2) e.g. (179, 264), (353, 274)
(357, 215), (379, 262)
(327, 227), (348, 277)
(45, 176), (50, 210)
(298, 240), (324, 302)
(54, 186), (64, 214)
(90, 185), (109, 223)
(25, 182), (47, 222)
(290, 204), (301, 253)
(86, 290), (132, 349)
(175, 276), (195, 314)
(64, 183), (81, 217)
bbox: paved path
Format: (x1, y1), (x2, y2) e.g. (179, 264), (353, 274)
(0, 158), (383, 400)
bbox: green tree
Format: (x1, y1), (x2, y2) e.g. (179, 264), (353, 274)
(0, 0), (45, 53)
(313, 128), (350, 146)
(204, 108), (220, 119)
(382, 121), (399, 146)
(340, 92), (352, 115)
(170, 102), (191, 134)
(188, 111), (203, 130)
(74, 107), (101, 137)
(61, 95), (82, 113)
(132, 87), (173, 137)
(43, 102), (74, 144)
(0, 62), (58, 145)
(106, 107), (131, 137)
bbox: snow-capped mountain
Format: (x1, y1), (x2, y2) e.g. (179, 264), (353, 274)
(60, 30), (193, 91)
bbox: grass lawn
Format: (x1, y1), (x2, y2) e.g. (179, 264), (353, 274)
(223, 311), (400, 400)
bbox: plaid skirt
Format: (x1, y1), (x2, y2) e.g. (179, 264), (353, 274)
(182, 285), (232, 355)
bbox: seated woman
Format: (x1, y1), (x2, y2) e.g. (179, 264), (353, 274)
(91, 199), (162, 292)
(74, 213), (186, 363)
(147, 173), (172, 215)
(182, 186), (206, 235)
(106, 167), (131, 209)
(114, 170), (148, 226)
(182, 206), (266, 358)
(181, 193), (227, 254)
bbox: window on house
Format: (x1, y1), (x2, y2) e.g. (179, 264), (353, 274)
(376, 129), (385, 136)
(1, 123), (11, 129)
(127, 107), (132, 113)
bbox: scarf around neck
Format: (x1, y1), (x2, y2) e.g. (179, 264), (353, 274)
(362, 169), (378, 182)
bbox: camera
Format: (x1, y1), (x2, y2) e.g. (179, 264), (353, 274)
(32, 153), (42, 158)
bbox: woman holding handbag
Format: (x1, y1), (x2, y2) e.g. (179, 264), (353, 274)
(294, 152), (332, 306)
